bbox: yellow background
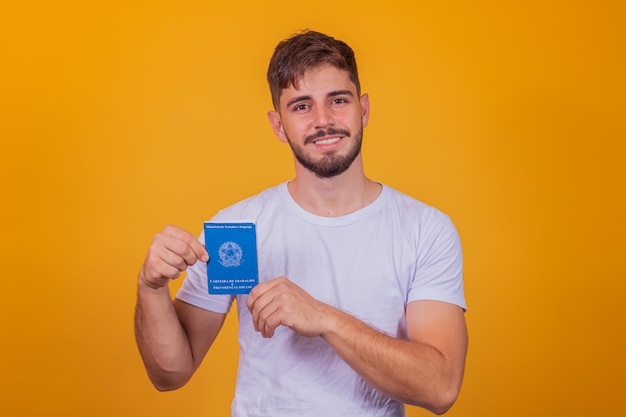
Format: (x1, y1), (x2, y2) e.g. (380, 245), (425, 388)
(1, 1), (624, 416)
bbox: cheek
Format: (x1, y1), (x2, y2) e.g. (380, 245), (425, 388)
(337, 109), (361, 125)
(282, 119), (308, 137)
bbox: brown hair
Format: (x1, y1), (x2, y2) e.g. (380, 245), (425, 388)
(267, 30), (361, 109)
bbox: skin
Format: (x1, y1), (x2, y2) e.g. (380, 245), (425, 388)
(134, 64), (468, 414)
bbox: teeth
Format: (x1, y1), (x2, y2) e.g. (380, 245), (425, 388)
(315, 137), (341, 145)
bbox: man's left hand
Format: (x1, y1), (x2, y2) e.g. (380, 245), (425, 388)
(246, 277), (333, 338)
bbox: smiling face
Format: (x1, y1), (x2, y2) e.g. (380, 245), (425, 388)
(268, 64), (370, 178)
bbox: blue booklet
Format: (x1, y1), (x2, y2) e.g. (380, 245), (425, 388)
(204, 221), (259, 294)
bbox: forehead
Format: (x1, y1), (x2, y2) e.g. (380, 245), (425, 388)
(279, 64), (357, 107)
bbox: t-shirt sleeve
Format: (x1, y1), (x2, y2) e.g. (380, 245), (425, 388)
(175, 230), (235, 314)
(407, 212), (466, 311)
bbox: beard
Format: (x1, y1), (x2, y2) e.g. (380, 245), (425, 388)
(285, 127), (363, 178)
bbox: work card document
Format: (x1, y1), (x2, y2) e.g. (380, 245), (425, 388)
(204, 221), (259, 294)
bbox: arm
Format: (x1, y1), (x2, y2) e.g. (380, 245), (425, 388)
(247, 278), (467, 415)
(134, 225), (227, 391)
(322, 300), (467, 414)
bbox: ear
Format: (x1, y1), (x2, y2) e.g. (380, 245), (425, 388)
(267, 110), (288, 143)
(360, 93), (370, 128)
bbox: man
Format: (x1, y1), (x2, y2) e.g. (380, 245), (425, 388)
(135, 30), (468, 416)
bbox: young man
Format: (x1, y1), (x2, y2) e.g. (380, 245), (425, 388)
(135, 30), (468, 416)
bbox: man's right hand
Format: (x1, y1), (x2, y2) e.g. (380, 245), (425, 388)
(138, 225), (209, 289)
(135, 225), (221, 391)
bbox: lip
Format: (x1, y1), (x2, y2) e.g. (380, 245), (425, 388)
(304, 128), (350, 146)
(311, 135), (343, 146)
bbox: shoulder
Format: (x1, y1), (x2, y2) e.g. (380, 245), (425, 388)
(381, 185), (454, 230)
(211, 183), (286, 221)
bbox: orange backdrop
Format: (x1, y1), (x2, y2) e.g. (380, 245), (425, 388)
(1, 1), (624, 416)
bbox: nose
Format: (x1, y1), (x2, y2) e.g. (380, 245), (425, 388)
(313, 104), (334, 128)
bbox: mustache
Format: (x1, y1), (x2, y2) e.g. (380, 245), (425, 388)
(304, 128), (351, 145)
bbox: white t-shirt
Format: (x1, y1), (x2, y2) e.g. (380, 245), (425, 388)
(177, 182), (465, 417)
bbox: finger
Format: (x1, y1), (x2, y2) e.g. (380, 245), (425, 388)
(156, 232), (203, 267)
(158, 247), (189, 272)
(262, 307), (283, 338)
(162, 237), (200, 267)
(187, 236), (209, 263)
(257, 299), (282, 338)
(248, 291), (271, 333)
(144, 233), (194, 277)
(152, 263), (183, 281)
(163, 225), (209, 263)
(140, 254), (183, 289)
(248, 287), (281, 334)
(247, 276), (288, 310)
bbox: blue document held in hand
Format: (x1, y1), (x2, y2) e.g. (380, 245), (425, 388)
(204, 221), (259, 294)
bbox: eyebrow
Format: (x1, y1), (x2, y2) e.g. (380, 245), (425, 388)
(285, 90), (355, 109)
(328, 90), (354, 98)
(285, 95), (312, 109)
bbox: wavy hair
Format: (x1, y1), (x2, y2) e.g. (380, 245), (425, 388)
(267, 30), (361, 109)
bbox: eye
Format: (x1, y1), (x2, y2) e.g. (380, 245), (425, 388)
(332, 97), (348, 104)
(292, 103), (310, 112)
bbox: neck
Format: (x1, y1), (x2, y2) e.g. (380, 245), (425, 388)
(287, 155), (382, 217)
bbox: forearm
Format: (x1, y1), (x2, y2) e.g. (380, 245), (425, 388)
(247, 277), (466, 413)
(134, 280), (194, 391)
(321, 308), (463, 414)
